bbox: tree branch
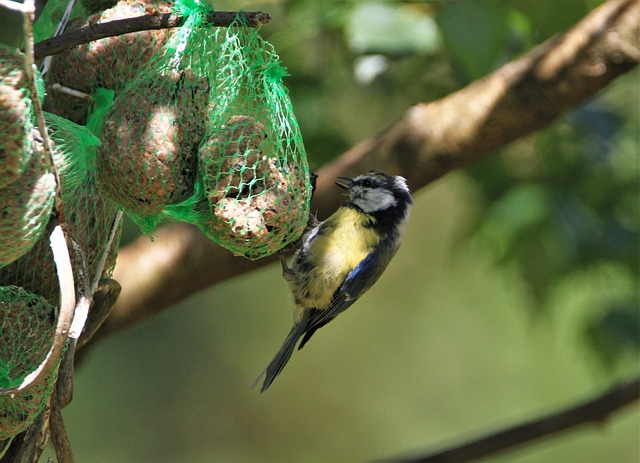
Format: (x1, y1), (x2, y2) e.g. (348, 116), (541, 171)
(33, 10), (271, 59)
(85, 0), (638, 346)
(316, 0), (639, 193)
(395, 377), (640, 462)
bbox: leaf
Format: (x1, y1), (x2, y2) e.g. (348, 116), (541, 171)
(436, 0), (509, 80)
(347, 2), (440, 55)
(509, 0), (595, 41)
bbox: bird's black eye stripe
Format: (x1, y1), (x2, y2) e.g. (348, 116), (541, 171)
(361, 179), (374, 188)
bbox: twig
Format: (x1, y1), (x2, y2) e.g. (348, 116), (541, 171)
(3, 411), (47, 463)
(49, 391), (74, 463)
(91, 210), (123, 294)
(54, 235), (90, 409)
(21, 0), (65, 219)
(33, 10), (271, 59)
(68, 209), (122, 341)
(76, 279), (122, 352)
(49, 83), (93, 101)
(394, 377), (640, 462)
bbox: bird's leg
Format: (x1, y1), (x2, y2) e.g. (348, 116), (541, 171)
(307, 212), (320, 229)
(278, 251), (295, 282)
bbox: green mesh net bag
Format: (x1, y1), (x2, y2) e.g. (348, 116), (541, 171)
(95, 0), (219, 232)
(0, 113), (121, 305)
(94, 0), (311, 259)
(0, 286), (58, 440)
(49, 111), (122, 284)
(0, 45), (58, 268)
(0, 137), (56, 268)
(0, 45), (35, 189)
(0, 110), (102, 269)
(188, 20), (311, 259)
(46, 0), (174, 124)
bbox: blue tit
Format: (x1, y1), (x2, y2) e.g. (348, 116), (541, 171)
(256, 170), (412, 392)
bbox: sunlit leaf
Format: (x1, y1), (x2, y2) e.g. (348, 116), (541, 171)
(436, 0), (509, 80)
(347, 2), (440, 55)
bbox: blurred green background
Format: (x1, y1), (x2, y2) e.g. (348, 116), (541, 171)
(2, 0), (638, 461)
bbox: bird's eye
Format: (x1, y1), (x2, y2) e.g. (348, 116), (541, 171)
(361, 179), (374, 188)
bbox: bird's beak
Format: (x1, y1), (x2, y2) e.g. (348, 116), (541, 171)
(335, 177), (354, 190)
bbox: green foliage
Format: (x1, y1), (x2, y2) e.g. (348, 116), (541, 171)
(32, 0), (89, 43)
(585, 300), (640, 372)
(436, 0), (510, 80)
(509, 0), (596, 41)
(347, 2), (440, 55)
(465, 80), (639, 369)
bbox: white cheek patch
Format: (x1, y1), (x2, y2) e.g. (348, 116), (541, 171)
(355, 188), (397, 213)
(394, 176), (410, 195)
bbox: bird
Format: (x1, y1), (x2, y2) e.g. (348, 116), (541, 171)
(255, 169), (412, 392)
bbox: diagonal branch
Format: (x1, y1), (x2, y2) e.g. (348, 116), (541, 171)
(395, 377), (640, 462)
(85, 0), (639, 346)
(33, 10), (271, 59)
(316, 0), (639, 194)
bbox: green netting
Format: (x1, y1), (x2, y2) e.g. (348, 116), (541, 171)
(0, 286), (58, 440)
(0, 46), (34, 189)
(45, 111), (101, 193)
(0, 110), (103, 269)
(95, 0), (214, 232)
(65, 176), (122, 281)
(188, 21), (311, 259)
(0, 189), (121, 307)
(0, 137), (56, 269)
(49, 111), (122, 280)
(93, 1), (311, 259)
(46, 0), (174, 124)
(0, 46), (57, 268)
(0, 114), (121, 304)
(0, 232), (58, 306)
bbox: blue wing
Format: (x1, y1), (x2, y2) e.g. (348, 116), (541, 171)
(298, 240), (394, 349)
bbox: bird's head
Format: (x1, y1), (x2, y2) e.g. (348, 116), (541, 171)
(335, 170), (412, 214)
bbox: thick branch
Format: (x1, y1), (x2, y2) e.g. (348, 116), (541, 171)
(33, 10), (271, 59)
(397, 377), (640, 462)
(87, 0), (638, 345)
(316, 0), (639, 194)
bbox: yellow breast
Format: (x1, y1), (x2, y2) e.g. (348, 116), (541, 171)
(303, 207), (381, 309)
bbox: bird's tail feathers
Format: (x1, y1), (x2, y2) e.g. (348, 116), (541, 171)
(253, 317), (310, 392)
